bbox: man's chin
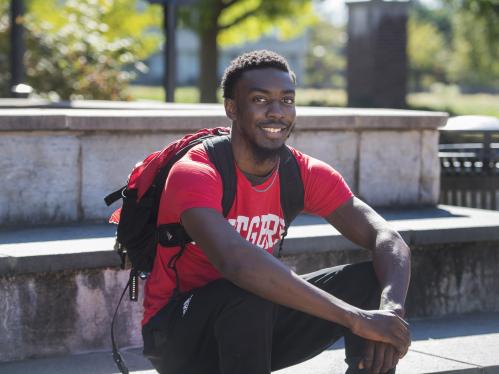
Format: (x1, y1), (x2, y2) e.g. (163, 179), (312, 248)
(251, 142), (285, 163)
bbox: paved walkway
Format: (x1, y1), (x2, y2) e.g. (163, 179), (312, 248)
(1, 312), (498, 374)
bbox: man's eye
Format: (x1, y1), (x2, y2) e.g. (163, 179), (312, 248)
(253, 96), (267, 103)
(282, 97), (295, 105)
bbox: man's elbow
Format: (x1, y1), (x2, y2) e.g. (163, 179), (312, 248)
(378, 229), (411, 256)
(392, 230), (410, 253)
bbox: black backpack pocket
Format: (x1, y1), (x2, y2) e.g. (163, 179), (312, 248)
(116, 188), (157, 273)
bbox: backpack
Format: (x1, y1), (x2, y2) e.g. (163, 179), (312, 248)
(104, 127), (304, 373)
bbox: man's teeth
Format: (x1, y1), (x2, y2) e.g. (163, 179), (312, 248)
(263, 127), (282, 133)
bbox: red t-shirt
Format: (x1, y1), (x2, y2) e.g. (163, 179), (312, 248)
(142, 144), (353, 325)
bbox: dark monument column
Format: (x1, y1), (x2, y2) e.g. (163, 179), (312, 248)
(346, 0), (410, 108)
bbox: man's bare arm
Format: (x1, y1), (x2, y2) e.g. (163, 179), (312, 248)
(326, 197), (411, 373)
(326, 197), (411, 314)
(181, 207), (410, 353)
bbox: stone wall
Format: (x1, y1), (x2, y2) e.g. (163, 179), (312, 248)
(284, 242), (499, 318)
(0, 269), (142, 362)
(0, 106), (447, 226)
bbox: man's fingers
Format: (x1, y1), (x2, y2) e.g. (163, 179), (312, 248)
(399, 345), (409, 359)
(391, 351), (400, 370)
(363, 341), (375, 371)
(389, 328), (410, 357)
(395, 333), (410, 357)
(392, 319), (411, 353)
(372, 343), (386, 374)
(380, 345), (395, 373)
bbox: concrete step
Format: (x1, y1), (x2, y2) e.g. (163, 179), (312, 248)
(1, 313), (498, 374)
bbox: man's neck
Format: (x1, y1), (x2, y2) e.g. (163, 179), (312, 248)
(230, 136), (279, 177)
(241, 162), (278, 186)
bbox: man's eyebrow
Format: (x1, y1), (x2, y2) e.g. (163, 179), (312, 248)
(248, 87), (296, 94)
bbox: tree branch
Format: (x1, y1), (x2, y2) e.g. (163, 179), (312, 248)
(218, 7), (261, 31)
(220, 0), (237, 11)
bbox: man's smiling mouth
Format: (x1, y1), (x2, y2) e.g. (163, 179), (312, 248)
(262, 127), (285, 133)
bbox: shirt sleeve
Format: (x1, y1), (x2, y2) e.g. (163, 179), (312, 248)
(164, 158), (223, 219)
(300, 154), (353, 217)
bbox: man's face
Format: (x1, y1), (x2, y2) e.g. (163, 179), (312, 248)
(226, 67), (296, 160)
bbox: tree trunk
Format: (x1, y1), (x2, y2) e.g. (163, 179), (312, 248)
(199, 24), (219, 103)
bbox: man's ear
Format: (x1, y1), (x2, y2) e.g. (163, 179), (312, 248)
(224, 99), (237, 121)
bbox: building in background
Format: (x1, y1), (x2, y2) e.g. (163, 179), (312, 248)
(134, 28), (308, 86)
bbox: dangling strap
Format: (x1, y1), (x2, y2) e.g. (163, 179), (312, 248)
(167, 243), (188, 299)
(111, 276), (131, 374)
(277, 225), (290, 258)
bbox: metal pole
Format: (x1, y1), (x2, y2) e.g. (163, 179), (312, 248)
(164, 1), (176, 102)
(483, 132), (492, 175)
(9, 0), (25, 97)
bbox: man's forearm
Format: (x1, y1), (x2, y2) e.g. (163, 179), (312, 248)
(225, 240), (410, 350)
(224, 240), (359, 328)
(325, 197), (411, 314)
(372, 229), (411, 315)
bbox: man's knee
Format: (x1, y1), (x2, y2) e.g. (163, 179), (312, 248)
(307, 261), (380, 309)
(342, 261), (377, 284)
(338, 261), (380, 309)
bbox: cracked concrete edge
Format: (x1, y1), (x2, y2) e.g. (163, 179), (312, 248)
(2, 223), (499, 275)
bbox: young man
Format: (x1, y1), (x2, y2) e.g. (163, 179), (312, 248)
(142, 50), (411, 374)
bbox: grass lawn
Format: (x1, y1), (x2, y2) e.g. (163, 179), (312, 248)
(127, 85), (499, 117)
(407, 91), (499, 117)
(126, 85), (199, 103)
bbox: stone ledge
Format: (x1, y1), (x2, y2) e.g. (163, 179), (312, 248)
(0, 106), (447, 132)
(0, 98), (222, 110)
(1, 205), (498, 276)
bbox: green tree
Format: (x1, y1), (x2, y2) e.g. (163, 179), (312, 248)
(177, 0), (316, 103)
(407, 16), (449, 90)
(0, 0), (160, 100)
(27, 0), (160, 61)
(444, 0), (499, 90)
(407, 0), (452, 90)
(444, 0), (499, 43)
(304, 20), (346, 90)
(409, 0), (499, 91)
(447, 10), (499, 90)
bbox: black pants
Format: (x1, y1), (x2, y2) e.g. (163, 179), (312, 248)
(142, 261), (391, 374)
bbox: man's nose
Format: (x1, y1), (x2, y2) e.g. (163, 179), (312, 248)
(266, 100), (285, 119)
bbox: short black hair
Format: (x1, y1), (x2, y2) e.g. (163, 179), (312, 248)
(221, 50), (296, 99)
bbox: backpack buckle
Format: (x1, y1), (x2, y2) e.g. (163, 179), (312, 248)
(114, 240), (131, 270)
(157, 224), (192, 247)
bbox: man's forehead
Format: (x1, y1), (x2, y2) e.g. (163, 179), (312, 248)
(237, 68), (295, 92)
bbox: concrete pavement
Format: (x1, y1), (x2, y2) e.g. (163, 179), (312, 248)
(1, 312), (498, 374)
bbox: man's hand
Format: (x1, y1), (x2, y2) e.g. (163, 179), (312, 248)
(359, 341), (400, 374)
(356, 306), (410, 374)
(350, 309), (410, 357)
